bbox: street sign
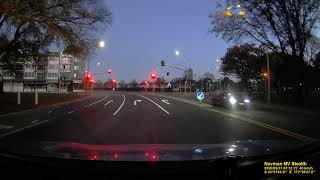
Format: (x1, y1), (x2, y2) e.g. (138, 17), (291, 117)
(196, 91), (205, 101)
(167, 83), (172, 88)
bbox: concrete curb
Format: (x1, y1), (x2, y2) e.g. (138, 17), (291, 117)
(148, 93), (212, 108)
(0, 95), (90, 118)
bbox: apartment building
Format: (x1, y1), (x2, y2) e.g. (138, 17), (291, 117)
(0, 52), (85, 93)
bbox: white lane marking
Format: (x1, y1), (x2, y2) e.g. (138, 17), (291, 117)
(84, 96), (108, 108)
(137, 95), (170, 115)
(30, 120), (39, 124)
(161, 99), (170, 105)
(113, 95), (126, 116)
(104, 100), (114, 106)
(134, 99), (142, 106)
(68, 110), (75, 114)
(0, 120), (49, 138)
(0, 124), (14, 130)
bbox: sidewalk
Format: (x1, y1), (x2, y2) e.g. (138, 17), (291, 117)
(0, 93), (87, 115)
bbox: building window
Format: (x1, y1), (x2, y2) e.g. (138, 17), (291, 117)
(25, 64), (34, 69)
(48, 64), (58, 69)
(60, 64), (70, 70)
(74, 73), (77, 78)
(48, 73), (58, 78)
(74, 66), (79, 70)
(24, 72), (35, 78)
(37, 73), (46, 79)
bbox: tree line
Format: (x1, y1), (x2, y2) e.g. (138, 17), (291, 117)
(210, 0), (320, 96)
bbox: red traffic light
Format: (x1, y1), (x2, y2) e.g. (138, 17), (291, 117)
(85, 73), (92, 81)
(112, 79), (116, 83)
(151, 73), (157, 80)
(108, 69), (112, 74)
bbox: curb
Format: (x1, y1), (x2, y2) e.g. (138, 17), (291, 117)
(0, 95), (90, 118)
(148, 93), (212, 108)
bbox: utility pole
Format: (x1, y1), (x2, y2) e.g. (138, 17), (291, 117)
(266, 51), (271, 103)
(184, 59), (187, 94)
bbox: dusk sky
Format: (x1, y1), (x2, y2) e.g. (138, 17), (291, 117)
(90, 0), (230, 83)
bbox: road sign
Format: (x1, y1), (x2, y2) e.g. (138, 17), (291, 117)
(167, 83), (172, 88)
(196, 92), (205, 101)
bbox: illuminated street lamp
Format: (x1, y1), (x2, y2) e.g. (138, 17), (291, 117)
(99, 40), (105, 48)
(174, 50), (180, 56)
(239, 10), (246, 17)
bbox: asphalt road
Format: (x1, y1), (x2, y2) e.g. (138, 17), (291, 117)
(0, 91), (318, 145)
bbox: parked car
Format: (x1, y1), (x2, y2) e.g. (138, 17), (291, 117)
(211, 90), (251, 109)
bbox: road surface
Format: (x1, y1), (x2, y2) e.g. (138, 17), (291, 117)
(0, 91), (318, 145)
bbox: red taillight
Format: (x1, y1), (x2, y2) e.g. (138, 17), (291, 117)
(89, 154), (97, 160)
(151, 155), (156, 160)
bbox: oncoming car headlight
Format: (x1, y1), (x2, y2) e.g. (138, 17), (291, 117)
(229, 96), (237, 105)
(244, 99), (250, 103)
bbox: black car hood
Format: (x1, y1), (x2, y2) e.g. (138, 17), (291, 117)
(0, 140), (313, 161)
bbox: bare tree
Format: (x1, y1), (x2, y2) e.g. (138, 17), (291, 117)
(203, 72), (215, 81)
(0, 0), (112, 72)
(210, 0), (320, 62)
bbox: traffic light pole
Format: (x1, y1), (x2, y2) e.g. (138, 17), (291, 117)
(184, 60), (187, 94)
(160, 62), (186, 93)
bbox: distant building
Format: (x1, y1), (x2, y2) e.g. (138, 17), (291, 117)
(0, 52), (85, 93)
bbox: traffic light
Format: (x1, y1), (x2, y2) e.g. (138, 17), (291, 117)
(151, 72), (157, 80)
(108, 69), (112, 74)
(112, 79), (116, 83)
(166, 72), (169, 76)
(161, 60), (166, 67)
(85, 73), (92, 82)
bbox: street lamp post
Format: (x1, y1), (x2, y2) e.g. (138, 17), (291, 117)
(261, 46), (271, 103)
(266, 51), (271, 103)
(174, 49), (189, 94)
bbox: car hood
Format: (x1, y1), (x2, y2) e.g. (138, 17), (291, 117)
(0, 140), (313, 161)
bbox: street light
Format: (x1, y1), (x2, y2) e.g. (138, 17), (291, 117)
(99, 40), (105, 48)
(174, 49), (190, 94)
(175, 50), (180, 56)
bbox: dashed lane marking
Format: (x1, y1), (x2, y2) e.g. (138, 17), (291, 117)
(0, 120), (49, 138)
(0, 124), (14, 130)
(113, 95), (125, 116)
(84, 96), (108, 108)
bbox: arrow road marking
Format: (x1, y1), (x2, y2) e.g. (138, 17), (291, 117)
(113, 95), (126, 116)
(104, 100), (114, 106)
(161, 99), (170, 105)
(67, 110), (75, 114)
(134, 99), (142, 106)
(137, 95), (170, 115)
(84, 96), (108, 108)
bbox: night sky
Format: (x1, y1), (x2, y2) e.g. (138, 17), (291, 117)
(90, 0), (229, 83)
